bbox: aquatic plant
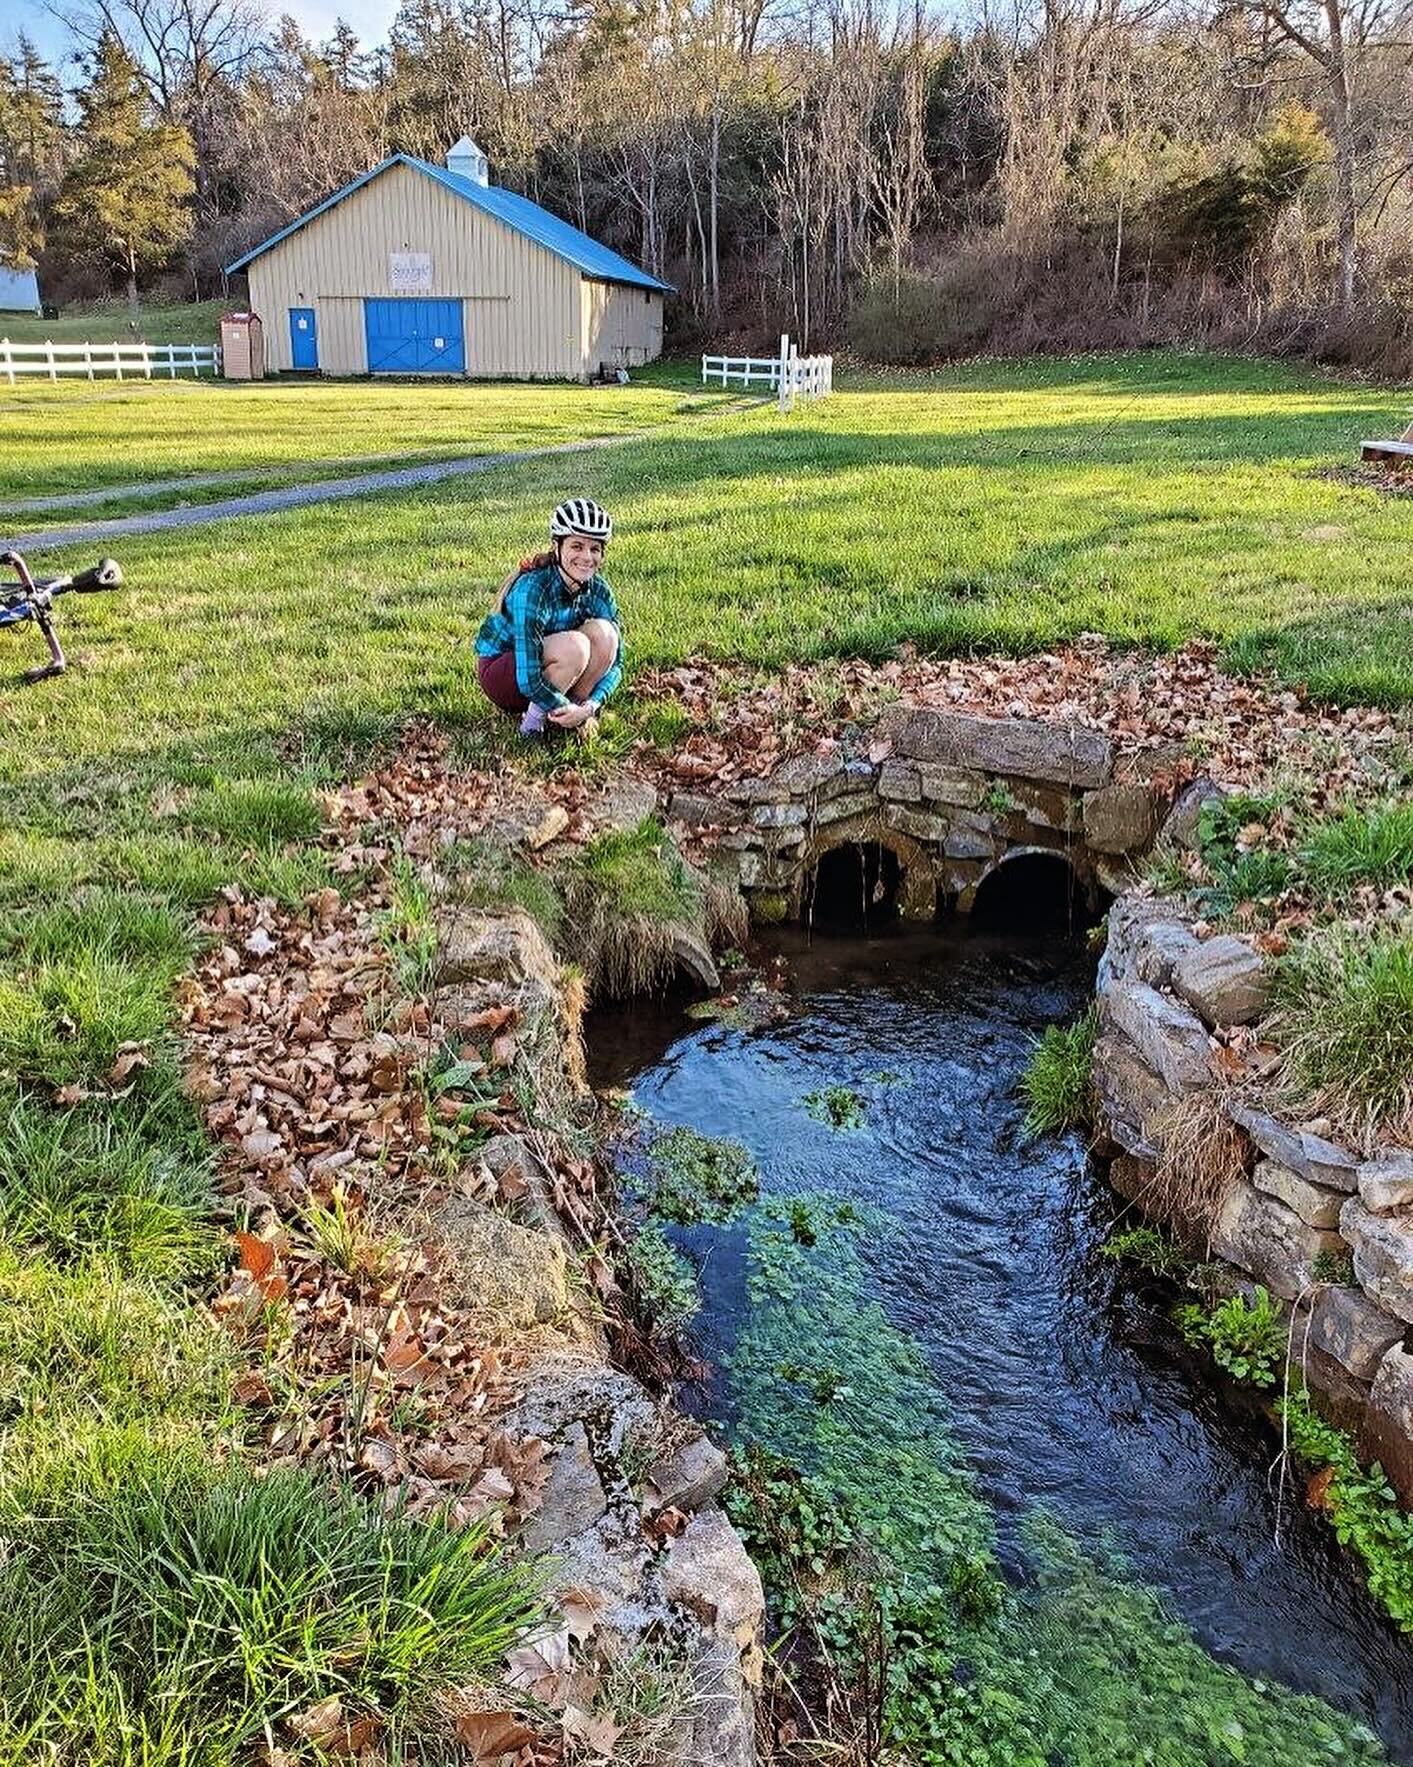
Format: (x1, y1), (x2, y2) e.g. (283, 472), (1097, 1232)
(643, 1125), (758, 1225)
(802, 1083), (867, 1130)
(1279, 1388), (1413, 1634)
(1020, 1007), (1097, 1138)
(624, 1221), (700, 1331)
(724, 1200), (1389, 1764)
(1175, 1286), (1288, 1387)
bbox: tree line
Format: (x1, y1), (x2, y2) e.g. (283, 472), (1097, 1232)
(2, 0), (1410, 372)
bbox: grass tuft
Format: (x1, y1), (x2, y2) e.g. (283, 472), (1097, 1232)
(1301, 800), (1413, 897)
(0, 1459), (544, 1764)
(447, 838), (564, 940)
(0, 1093), (216, 1279)
(567, 817), (707, 996)
(181, 778), (323, 847)
(0, 952), (175, 1090)
(1271, 928), (1413, 1145)
(1021, 1007), (1097, 1138)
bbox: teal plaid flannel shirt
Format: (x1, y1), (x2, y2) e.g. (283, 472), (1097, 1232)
(475, 562), (623, 712)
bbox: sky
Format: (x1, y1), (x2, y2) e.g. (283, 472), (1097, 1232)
(4, 0), (403, 75)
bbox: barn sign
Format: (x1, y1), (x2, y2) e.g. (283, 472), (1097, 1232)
(388, 251), (433, 293)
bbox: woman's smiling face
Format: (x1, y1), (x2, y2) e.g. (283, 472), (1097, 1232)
(557, 535), (604, 585)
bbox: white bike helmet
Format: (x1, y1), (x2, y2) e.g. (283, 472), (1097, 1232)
(550, 497), (612, 544)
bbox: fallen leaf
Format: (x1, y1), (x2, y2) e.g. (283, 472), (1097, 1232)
(490, 1032), (518, 1068)
(644, 1505), (688, 1542)
(287, 1694), (343, 1745)
(233, 1372), (274, 1407)
(562, 1706), (623, 1756)
(107, 1043), (150, 1086)
(558, 1584), (606, 1642)
(241, 1129), (284, 1161)
(452, 1710), (537, 1761)
(505, 1627), (572, 1704)
(234, 1231), (276, 1279)
(244, 926), (277, 957)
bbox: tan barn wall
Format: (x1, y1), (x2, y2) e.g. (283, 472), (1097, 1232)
(580, 280), (664, 373)
(246, 161), (587, 377)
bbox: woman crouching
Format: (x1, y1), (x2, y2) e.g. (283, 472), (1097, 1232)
(475, 497), (621, 737)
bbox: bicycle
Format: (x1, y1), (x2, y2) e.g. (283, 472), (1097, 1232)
(1, 548), (123, 684)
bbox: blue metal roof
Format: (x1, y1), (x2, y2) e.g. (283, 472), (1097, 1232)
(226, 154), (673, 294)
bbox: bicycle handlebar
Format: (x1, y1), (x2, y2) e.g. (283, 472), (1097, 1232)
(70, 558), (123, 593)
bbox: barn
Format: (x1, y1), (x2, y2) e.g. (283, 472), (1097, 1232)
(227, 139), (671, 381)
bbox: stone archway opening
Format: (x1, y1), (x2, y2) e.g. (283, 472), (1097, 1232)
(971, 850), (1095, 935)
(803, 841), (902, 933)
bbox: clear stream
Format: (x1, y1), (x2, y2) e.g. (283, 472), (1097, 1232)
(590, 925), (1413, 1764)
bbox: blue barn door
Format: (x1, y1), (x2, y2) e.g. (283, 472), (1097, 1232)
(363, 299), (465, 374)
(288, 307), (318, 369)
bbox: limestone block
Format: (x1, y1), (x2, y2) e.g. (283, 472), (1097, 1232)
(669, 792), (741, 829)
(593, 777), (659, 830)
(917, 764), (985, 809)
(433, 1195), (568, 1328)
(681, 1637), (758, 1767)
(1172, 936), (1271, 1028)
(643, 1434), (730, 1517)
(752, 802), (807, 829)
(664, 1507), (765, 1659)
(1308, 1286), (1405, 1382)
(435, 907), (558, 992)
(1226, 1105), (1360, 1193)
(883, 803), (953, 843)
(882, 708), (1113, 789)
(1366, 1345), (1413, 1508)
(1211, 1180), (1346, 1300)
(1359, 1149), (1413, 1214)
(522, 1422), (608, 1553)
(1339, 1199), (1413, 1323)
(812, 791), (878, 827)
(1099, 896), (1199, 991)
(944, 826), (996, 860)
(1092, 1032), (1168, 1161)
(1000, 777), (1080, 831)
(1159, 777), (1226, 852)
(1101, 980), (1211, 1092)
(878, 761), (921, 802)
(1252, 1158), (1344, 1229)
(1083, 782), (1161, 854)
(500, 1350), (657, 1457)
(771, 751), (847, 797)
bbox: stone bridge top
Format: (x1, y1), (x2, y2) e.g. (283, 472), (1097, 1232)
(665, 708), (1185, 922)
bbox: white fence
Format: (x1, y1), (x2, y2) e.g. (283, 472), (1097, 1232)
(0, 338), (222, 384)
(701, 333), (833, 411)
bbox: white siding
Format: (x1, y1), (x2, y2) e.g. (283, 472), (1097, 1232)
(246, 161), (587, 378)
(580, 279), (664, 373)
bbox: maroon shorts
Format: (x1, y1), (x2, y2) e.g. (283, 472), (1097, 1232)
(478, 651), (529, 715)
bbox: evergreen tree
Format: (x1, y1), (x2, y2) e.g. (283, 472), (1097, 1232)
(54, 30), (194, 312)
(0, 37), (65, 272)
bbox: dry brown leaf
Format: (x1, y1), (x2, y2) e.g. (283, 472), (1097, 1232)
(234, 1231), (276, 1279)
(452, 1710), (538, 1761)
(562, 1706), (623, 1757)
(287, 1694), (343, 1745)
(505, 1627), (572, 1705)
(558, 1585), (606, 1643)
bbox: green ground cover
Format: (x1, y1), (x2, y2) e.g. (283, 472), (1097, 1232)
(0, 371), (702, 500)
(4, 353), (1408, 717)
(2, 348), (1410, 1757)
(0, 297), (227, 347)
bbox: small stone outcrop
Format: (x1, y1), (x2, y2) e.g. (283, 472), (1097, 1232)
(430, 907), (762, 1761)
(673, 709), (1174, 923)
(1093, 894), (1413, 1498)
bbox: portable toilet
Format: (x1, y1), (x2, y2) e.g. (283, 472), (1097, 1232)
(221, 310), (265, 380)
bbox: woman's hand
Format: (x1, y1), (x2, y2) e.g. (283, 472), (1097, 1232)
(548, 701), (597, 730)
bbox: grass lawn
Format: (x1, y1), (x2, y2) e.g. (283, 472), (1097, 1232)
(0, 371), (708, 502)
(3, 353), (1409, 757)
(0, 297), (225, 347)
(1, 346), (1411, 1759)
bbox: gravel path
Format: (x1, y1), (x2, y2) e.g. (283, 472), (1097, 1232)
(1, 454), (472, 514)
(1, 433), (640, 551)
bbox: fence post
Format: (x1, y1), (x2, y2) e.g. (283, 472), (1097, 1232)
(1, 338), (11, 387)
(114, 342), (123, 382)
(778, 333), (789, 413)
(45, 339), (56, 383)
(168, 344), (177, 380)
